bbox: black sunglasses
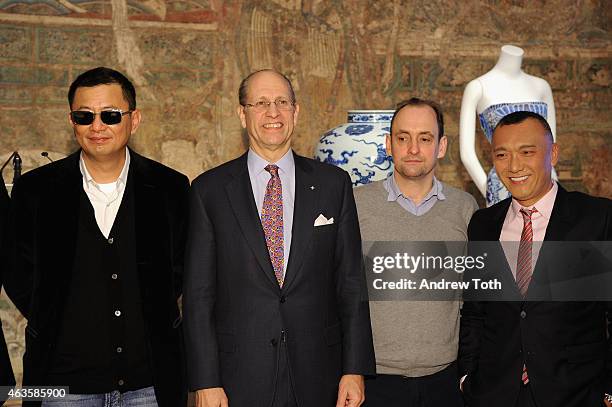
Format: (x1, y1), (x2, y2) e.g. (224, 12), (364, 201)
(70, 109), (133, 126)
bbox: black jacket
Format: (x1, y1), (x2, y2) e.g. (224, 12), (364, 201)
(4, 150), (189, 406)
(459, 185), (612, 407)
(183, 152), (375, 407)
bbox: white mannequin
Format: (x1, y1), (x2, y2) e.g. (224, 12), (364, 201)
(459, 45), (556, 205)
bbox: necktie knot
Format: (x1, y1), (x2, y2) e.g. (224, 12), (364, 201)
(520, 208), (537, 223)
(265, 164), (280, 178)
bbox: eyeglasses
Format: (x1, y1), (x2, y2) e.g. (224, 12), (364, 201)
(243, 98), (295, 112)
(70, 109), (133, 126)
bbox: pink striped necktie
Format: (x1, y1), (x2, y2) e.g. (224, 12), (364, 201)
(261, 164), (284, 287)
(516, 208), (537, 297)
(517, 208), (537, 385)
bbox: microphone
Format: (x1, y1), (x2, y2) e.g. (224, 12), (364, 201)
(41, 151), (53, 163)
(12, 152), (21, 183)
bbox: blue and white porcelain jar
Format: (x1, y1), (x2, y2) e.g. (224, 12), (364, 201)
(314, 110), (394, 187)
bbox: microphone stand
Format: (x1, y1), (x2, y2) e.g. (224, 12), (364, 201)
(1, 151), (21, 184)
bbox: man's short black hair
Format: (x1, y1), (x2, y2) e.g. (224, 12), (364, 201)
(493, 111), (553, 142)
(68, 67), (136, 110)
(238, 69), (296, 106)
(390, 98), (444, 139)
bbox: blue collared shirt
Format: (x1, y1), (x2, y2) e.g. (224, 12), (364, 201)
(247, 148), (296, 276)
(383, 173), (446, 216)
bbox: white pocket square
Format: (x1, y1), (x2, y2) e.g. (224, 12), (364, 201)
(314, 214), (334, 227)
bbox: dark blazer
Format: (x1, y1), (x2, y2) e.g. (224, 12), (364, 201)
(183, 152), (375, 407)
(459, 185), (612, 407)
(4, 150), (189, 407)
(0, 175), (16, 399)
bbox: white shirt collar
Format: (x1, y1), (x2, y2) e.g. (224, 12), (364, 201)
(79, 148), (130, 190)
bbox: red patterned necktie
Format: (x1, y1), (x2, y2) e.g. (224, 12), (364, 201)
(517, 208), (537, 385)
(522, 364), (529, 385)
(261, 164), (284, 287)
(516, 208), (537, 297)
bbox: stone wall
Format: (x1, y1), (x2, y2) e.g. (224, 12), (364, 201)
(0, 0), (610, 397)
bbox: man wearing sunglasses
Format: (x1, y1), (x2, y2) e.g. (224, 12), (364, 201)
(5, 67), (189, 407)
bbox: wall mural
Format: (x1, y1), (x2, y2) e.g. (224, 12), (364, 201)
(0, 0), (610, 396)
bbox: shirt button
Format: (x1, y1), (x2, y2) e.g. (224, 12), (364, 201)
(108, 237), (114, 244)
(118, 379), (124, 386)
(114, 310), (121, 317)
(116, 347), (123, 353)
(111, 273), (118, 280)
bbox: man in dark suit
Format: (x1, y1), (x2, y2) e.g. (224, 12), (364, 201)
(459, 111), (612, 407)
(183, 69), (375, 407)
(5, 67), (189, 407)
(0, 175), (15, 404)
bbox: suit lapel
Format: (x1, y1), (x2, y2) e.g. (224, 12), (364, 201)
(489, 200), (510, 241)
(488, 200), (523, 299)
(43, 152), (81, 298)
(282, 154), (318, 292)
(128, 151), (169, 313)
(130, 151), (159, 267)
(542, 185), (572, 241)
(225, 154), (278, 288)
(526, 185), (572, 302)
(50, 152), (82, 233)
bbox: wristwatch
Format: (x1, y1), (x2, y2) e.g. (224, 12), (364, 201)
(605, 393), (612, 403)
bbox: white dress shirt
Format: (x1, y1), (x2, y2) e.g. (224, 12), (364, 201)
(79, 148), (130, 238)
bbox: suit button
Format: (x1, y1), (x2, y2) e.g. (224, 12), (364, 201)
(520, 310), (527, 319)
(111, 273), (118, 280)
(270, 339), (278, 347)
(280, 296), (286, 303)
(116, 347), (122, 353)
(108, 237), (114, 244)
(118, 379), (124, 386)
(114, 310), (121, 317)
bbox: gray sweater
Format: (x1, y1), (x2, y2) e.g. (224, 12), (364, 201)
(354, 179), (478, 377)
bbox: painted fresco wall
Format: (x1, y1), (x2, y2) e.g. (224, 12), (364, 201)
(0, 0), (610, 398)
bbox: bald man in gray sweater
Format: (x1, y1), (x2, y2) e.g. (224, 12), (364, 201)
(355, 98), (478, 407)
